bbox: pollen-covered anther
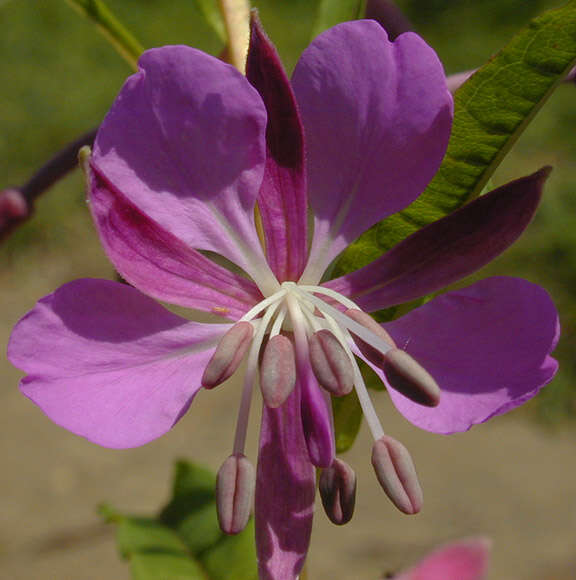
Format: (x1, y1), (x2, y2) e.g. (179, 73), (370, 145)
(384, 348), (440, 407)
(216, 453), (255, 535)
(202, 322), (254, 389)
(260, 334), (296, 408)
(371, 435), (423, 515)
(344, 308), (396, 367)
(309, 329), (354, 396)
(319, 458), (357, 525)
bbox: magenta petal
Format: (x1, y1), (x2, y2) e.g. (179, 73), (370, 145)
(292, 21), (452, 278)
(93, 46), (272, 283)
(255, 389), (315, 580)
(378, 277), (559, 434)
(8, 279), (229, 448)
(327, 168), (551, 311)
(396, 537), (491, 580)
(246, 16), (308, 282)
(89, 166), (262, 319)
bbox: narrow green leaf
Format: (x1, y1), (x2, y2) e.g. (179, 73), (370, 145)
(312, 0), (365, 37)
(334, 1), (576, 273)
(193, 0), (226, 41)
(66, 0), (144, 69)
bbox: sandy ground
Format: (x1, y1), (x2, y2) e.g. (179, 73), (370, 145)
(1, 240), (576, 580)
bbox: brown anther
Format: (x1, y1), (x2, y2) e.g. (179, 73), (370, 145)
(383, 348), (440, 407)
(319, 458), (357, 525)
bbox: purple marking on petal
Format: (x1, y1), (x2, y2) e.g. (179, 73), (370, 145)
(255, 388), (315, 580)
(327, 168), (551, 312)
(293, 21), (452, 279)
(8, 279), (229, 448)
(246, 15), (308, 282)
(89, 165), (262, 319)
(92, 45), (270, 279)
(374, 277), (559, 434)
(395, 537), (491, 580)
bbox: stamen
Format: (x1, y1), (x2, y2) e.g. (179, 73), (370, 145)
(309, 329), (354, 397)
(232, 301), (281, 455)
(319, 458), (357, 525)
(216, 453), (255, 534)
(260, 335), (296, 408)
(239, 287), (287, 323)
(268, 305), (287, 337)
(371, 435), (423, 515)
(298, 284), (362, 311)
(202, 322), (254, 389)
(344, 308), (396, 367)
(384, 348), (440, 407)
(289, 285), (393, 357)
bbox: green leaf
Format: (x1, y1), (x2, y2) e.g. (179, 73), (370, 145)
(311, 0), (365, 37)
(116, 517), (208, 580)
(193, 0), (226, 42)
(334, 1), (576, 274)
(102, 460), (258, 580)
(199, 520), (258, 580)
(65, 0), (144, 69)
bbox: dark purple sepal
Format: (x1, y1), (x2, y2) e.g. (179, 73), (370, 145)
(365, 0), (414, 39)
(246, 13), (308, 282)
(255, 388), (315, 580)
(328, 167), (552, 312)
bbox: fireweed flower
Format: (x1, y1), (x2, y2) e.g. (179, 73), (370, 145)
(392, 537), (491, 580)
(8, 18), (559, 580)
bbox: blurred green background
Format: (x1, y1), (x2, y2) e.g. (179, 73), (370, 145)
(1, 1), (575, 579)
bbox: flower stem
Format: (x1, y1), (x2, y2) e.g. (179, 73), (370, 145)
(65, 0), (144, 70)
(217, 0), (250, 72)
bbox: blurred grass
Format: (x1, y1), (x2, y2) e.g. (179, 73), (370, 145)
(1, 0), (574, 423)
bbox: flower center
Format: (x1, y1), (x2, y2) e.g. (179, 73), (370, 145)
(205, 281), (442, 525)
(204, 282), (439, 457)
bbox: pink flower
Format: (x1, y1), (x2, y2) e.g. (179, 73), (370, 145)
(393, 537), (491, 580)
(8, 18), (558, 580)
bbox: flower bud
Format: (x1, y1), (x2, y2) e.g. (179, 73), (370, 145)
(371, 435), (422, 515)
(216, 454), (255, 534)
(319, 458), (357, 525)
